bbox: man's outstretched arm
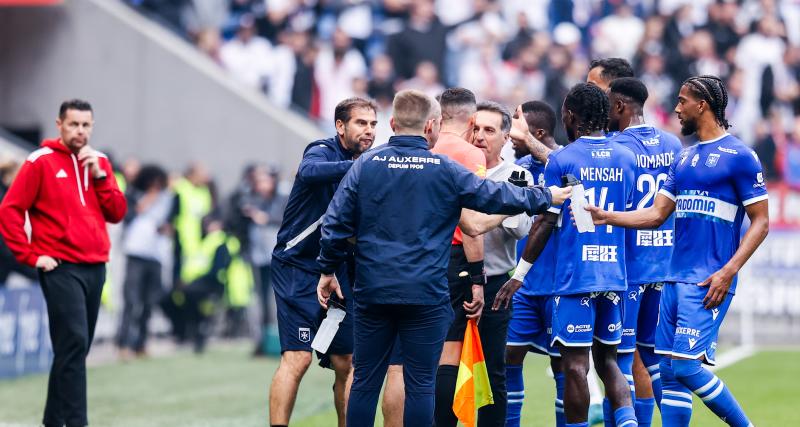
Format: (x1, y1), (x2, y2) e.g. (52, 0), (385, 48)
(584, 192), (676, 230)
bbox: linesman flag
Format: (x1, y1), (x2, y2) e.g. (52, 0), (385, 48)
(452, 318), (494, 426)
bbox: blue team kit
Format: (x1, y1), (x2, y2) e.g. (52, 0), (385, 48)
(613, 125), (682, 352)
(544, 135), (636, 348)
(271, 136), (355, 356)
(656, 133), (768, 363)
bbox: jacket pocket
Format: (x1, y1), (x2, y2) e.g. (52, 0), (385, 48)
(64, 215), (109, 255)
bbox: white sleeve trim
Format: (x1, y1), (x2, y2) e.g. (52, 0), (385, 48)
(548, 206), (562, 214)
(658, 189), (676, 201)
(742, 193), (769, 206)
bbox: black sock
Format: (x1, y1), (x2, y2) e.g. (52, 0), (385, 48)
(434, 364), (460, 427)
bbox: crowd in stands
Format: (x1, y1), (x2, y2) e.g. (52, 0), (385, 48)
(0, 151), (288, 356)
(126, 0), (800, 186)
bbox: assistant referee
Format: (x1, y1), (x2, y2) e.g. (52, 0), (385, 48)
(316, 89), (571, 426)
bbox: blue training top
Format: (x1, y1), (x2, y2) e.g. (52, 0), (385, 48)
(273, 136), (354, 276)
(318, 135), (554, 305)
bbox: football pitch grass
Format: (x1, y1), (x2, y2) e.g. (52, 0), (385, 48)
(0, 346), (796, 426)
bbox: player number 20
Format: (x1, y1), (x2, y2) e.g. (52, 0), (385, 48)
(637, 173), (668, 209)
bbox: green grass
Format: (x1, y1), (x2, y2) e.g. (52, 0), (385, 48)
(0, 347), (797, 426)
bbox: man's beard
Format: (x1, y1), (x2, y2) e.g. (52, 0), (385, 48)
(680, 118), (698, 136)
(345, 135), (370, 156)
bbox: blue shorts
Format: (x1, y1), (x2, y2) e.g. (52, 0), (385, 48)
(551, 291), (623, 348)
(618, 284), (645, 353)
(655, 282), (732, 365)
(636, 283), (663, 348)
(507, 294), (560, 357)
(272, 259), (353, 357)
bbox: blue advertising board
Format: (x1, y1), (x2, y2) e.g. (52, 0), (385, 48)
(0, 286), (52, 379)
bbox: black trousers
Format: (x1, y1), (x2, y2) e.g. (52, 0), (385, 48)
(39, 262), (105, 427)
(436, 273), (512, 427)
(476, 274), (513, 427)
(116, 256), (162, 352)
(183, 277), (224, 352)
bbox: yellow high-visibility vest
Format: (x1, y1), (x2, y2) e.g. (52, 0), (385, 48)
(173, 178), (212, 283)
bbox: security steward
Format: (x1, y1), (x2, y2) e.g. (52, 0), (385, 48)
(0, 99), (127, 427)
(316, 89), (572, 426)
(269, 97), (377, 427)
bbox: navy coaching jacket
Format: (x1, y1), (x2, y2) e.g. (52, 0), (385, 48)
(317, 135), (553, 305)
(272, 136), (354, 274)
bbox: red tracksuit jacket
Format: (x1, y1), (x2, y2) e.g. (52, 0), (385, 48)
(0, 138), (127, 267)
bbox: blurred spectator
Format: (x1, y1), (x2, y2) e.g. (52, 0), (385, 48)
(116, 165), (172, 360)
(386, 0), (450, 81)
(592, 3), (645, 62)
(196, 29), (223, 63)
(226, 165), (287, 353)
(128, 0), (800, 156)
(219, 15), (274, 91)
(399, 61), (445, 98)
(736, 15), (786, 142)
(314, 28), (367, 125)
(777, 116), (800, 188)
(286, 30), (317, 115)
(163, 162), (216, 341)
(181, 0), (229, 38)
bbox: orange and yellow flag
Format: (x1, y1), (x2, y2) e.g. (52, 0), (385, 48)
(452, 319), (494, 427)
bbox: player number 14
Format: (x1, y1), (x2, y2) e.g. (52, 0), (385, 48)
(585, 186), (614, 233)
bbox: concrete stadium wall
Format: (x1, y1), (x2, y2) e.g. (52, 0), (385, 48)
(0, 0), (322, 192)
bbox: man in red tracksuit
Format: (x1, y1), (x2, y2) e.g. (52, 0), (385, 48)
(0, 99), (126, 427)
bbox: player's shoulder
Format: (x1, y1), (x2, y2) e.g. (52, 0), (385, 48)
(303, 137), (338, 155)
(608, 139), (637, 161)
(718, 134), (760, 164)
(26, 147), (54, 163)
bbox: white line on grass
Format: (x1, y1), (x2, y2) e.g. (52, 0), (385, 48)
(710, 346), (757, 372)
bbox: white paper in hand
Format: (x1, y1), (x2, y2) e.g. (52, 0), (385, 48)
(311, 307), (346, 354)
(571, 183), (596, 233)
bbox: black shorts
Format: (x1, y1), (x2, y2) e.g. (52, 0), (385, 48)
(446, 245), (513, 341)
(272, 259), (353, 361)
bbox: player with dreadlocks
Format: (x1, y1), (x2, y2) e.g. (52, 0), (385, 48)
(586, 75), (769, 426)
(503, 83), (637, 427)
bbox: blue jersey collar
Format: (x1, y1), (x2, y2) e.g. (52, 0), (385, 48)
(388, 135), (429, 149)
(577, 135), (607, 144)
(697, 132), (730, 145)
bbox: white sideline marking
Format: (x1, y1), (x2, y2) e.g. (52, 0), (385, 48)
(709, 346), (757, 372)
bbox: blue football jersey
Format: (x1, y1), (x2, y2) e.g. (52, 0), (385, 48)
(515, 155), (547, 186)
(546, 136), (637, 295)
(659, 134), (768, 293)
(516, 233), (557, 297)
(515, 152), (556, 296)
(613, 125), (683, 285)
